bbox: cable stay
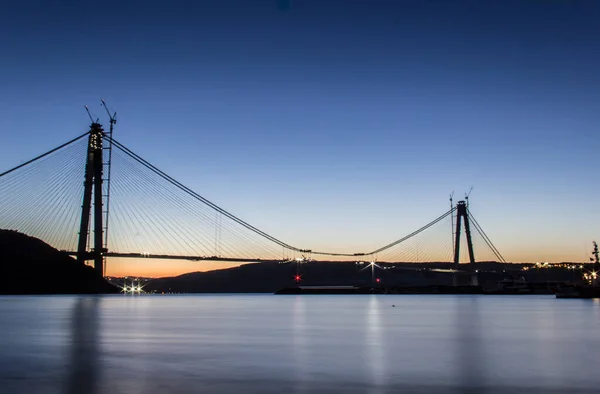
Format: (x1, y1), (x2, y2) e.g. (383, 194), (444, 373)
(0, 135), (89, 251)
(468, 210), (506, 263)
(0, 132), (89, 179)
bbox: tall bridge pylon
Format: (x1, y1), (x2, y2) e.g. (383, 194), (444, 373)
(76, 123), (105, 275)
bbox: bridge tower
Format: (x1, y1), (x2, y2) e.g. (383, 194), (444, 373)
(76, 123), (105, 275)
(453, 200), (477, 285)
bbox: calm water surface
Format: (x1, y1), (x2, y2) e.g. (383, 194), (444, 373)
(0, 294), (599, 394)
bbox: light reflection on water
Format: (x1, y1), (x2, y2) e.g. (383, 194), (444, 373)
(0, 294), (599, 394)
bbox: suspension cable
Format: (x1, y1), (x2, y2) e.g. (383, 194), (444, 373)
(107, 136), (307, 253)
(367, 207), (456, 255)
(107, 135), (458, 258)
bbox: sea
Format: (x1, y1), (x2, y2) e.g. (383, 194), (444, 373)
(0, 294), (599, 394)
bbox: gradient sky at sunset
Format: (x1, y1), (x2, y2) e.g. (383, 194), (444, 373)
(1, 1), (599, 277)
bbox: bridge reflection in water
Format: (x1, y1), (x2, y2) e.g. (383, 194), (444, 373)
(65, 297), (100, 394)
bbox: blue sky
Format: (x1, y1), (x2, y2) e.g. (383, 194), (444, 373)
(1, 0), (599, 272)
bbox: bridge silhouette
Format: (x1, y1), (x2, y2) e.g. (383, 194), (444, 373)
(0, 121), (505, 278)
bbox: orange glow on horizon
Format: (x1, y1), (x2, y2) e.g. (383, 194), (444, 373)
(105, 258), (242, 278)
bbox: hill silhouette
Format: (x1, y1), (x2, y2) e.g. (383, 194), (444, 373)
(145, 261), (475, 293)
(144, 260), (580, 294)
(0, 230), (118, 294)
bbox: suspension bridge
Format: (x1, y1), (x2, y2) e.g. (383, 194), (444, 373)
(0, 119), (505, 281)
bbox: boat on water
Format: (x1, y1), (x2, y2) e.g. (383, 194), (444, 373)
(555, 285), (600, 299)
(276, 286), (381, 294)
(485, 276), (531, 294)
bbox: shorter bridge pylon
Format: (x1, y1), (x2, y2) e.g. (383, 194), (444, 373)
(452, 200), (478, 286)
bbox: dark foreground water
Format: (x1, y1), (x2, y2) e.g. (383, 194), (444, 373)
(0, 295), (599, 394)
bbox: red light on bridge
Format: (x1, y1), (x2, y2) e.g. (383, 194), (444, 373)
(294, 275), (302, 282)
(376, 278), (380, 283)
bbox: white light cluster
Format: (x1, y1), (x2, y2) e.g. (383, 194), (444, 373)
(122, 281), (144, 294)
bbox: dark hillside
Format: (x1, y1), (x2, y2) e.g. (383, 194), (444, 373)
(0, 229), (118, 294)
(145, 260), (582, 294)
